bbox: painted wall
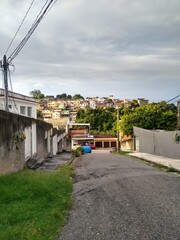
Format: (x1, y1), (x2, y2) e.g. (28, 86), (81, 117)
(133, 126), (180, 159)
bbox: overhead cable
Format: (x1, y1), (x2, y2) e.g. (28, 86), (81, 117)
(5, 0), (35, 55)
(166, 95), (180, 103)
(8, 0), (55, 63)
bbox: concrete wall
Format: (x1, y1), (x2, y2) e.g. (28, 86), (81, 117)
(0, 110), (52, 175)
(0, 110), (31, 175)
(133, 126), (180, 159)
(0, 110), (70, 175)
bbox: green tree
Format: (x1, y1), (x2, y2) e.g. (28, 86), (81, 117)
(76, 107), (116, 134)
(130, 99), (140, 109)
(29, 90), (44, 99)
(56, 93), (67, 99)
(73, 94), (84, 100)
(67, 95), (72, 99)
(119, 102), (177, 136)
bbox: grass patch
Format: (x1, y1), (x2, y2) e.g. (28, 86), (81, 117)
(150, 162), (180, 174)
(0, 165), (74, 240)
(113, 150), (131, 156)
(129, 156), (180, 175)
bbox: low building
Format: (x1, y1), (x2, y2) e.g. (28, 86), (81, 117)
(94, 134), (117, 148)
(0, 88), (37, 118)
(120, 135), (133, 151)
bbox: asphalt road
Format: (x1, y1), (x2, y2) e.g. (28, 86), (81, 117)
(58, 150), (180, 240)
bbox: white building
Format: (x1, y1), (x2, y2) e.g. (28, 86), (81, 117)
(0, 88), (37, 119)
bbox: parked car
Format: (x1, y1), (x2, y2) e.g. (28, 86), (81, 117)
(89, 143), (96, 149)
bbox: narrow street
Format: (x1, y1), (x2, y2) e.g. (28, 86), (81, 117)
(58, 150), (180, 240)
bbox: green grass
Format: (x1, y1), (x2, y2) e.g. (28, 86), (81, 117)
(113, 151), (180, 174)
(0, 165), (74, 240)
(112, 150), (131, 156)
(129, 156), (180, 175)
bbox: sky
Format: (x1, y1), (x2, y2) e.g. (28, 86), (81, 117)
(0, 0), (180, 102)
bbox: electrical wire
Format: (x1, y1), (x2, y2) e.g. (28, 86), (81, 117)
(166, 95), (180, 103)
(8, 67), (19, 113)
(45, 0), (58, 17)
(5, 0), (35, 55)
(33, 0), (49, 23)
(8, 0), (56, 63)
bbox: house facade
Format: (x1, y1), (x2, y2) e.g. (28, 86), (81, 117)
(0, 88), (37, 118)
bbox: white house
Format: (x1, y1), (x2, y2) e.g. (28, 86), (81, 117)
(0, 88), (37, 118)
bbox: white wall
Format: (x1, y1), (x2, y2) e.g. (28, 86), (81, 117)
(32, 123), (37, 155)
(0, 94), (37, 119)
(25, 126), (32, 160)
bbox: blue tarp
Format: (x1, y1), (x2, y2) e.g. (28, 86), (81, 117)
(82, 146), (92, 154)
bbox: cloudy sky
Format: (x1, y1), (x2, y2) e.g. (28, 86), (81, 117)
(0, 0), (180, 102)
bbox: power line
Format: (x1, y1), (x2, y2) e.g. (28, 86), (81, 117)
(8, 0), (56, 63)
(8, 68), (19, 113)
(166, 95), (180, 103)
(5, 0), (35, 55)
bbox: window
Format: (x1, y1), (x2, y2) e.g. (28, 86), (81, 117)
(20, 106), (26, 115)
(27, 107), (32, 117)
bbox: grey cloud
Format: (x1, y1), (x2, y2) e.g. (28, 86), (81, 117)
(0, 0), (180, 101)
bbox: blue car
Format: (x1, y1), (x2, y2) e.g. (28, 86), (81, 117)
(82, 145), (92, 154)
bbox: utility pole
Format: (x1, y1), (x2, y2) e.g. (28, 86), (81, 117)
(177, 100), (180, 130)
(117, 108), (120, 152)
(2, 55), (9, 111)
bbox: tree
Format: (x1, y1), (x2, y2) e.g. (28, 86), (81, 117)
(76, 107), (116, 134)
(130, 99), (140, 109)
(119, 102), (177, 136)
(73, 94), (84, 100)
(29, 90), (44, 99)
(67, 95), (72, 99)
(56, 93), (67, 99)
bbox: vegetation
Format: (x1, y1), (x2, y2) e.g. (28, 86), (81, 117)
(72, 94), (84, 100)
(119, 101), (177, 136)
(56, 93), (84, 100)
(76, 107), (117, 134)
(0, 166), (74, 240)
(29, 89), (45, 99)
(76, 101), (177, 136)
(72, 146), (84, 157)
(37, 109), (43, 120)
(56, 93), (72, 99)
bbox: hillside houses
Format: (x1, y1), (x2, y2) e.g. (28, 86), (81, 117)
(37, 96), (149, 123)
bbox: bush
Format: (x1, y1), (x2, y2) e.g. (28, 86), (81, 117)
(72, 147), (83, 157)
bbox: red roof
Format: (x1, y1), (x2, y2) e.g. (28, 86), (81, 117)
(94, 134), (116, 138)
(121, 135), (133, 141)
